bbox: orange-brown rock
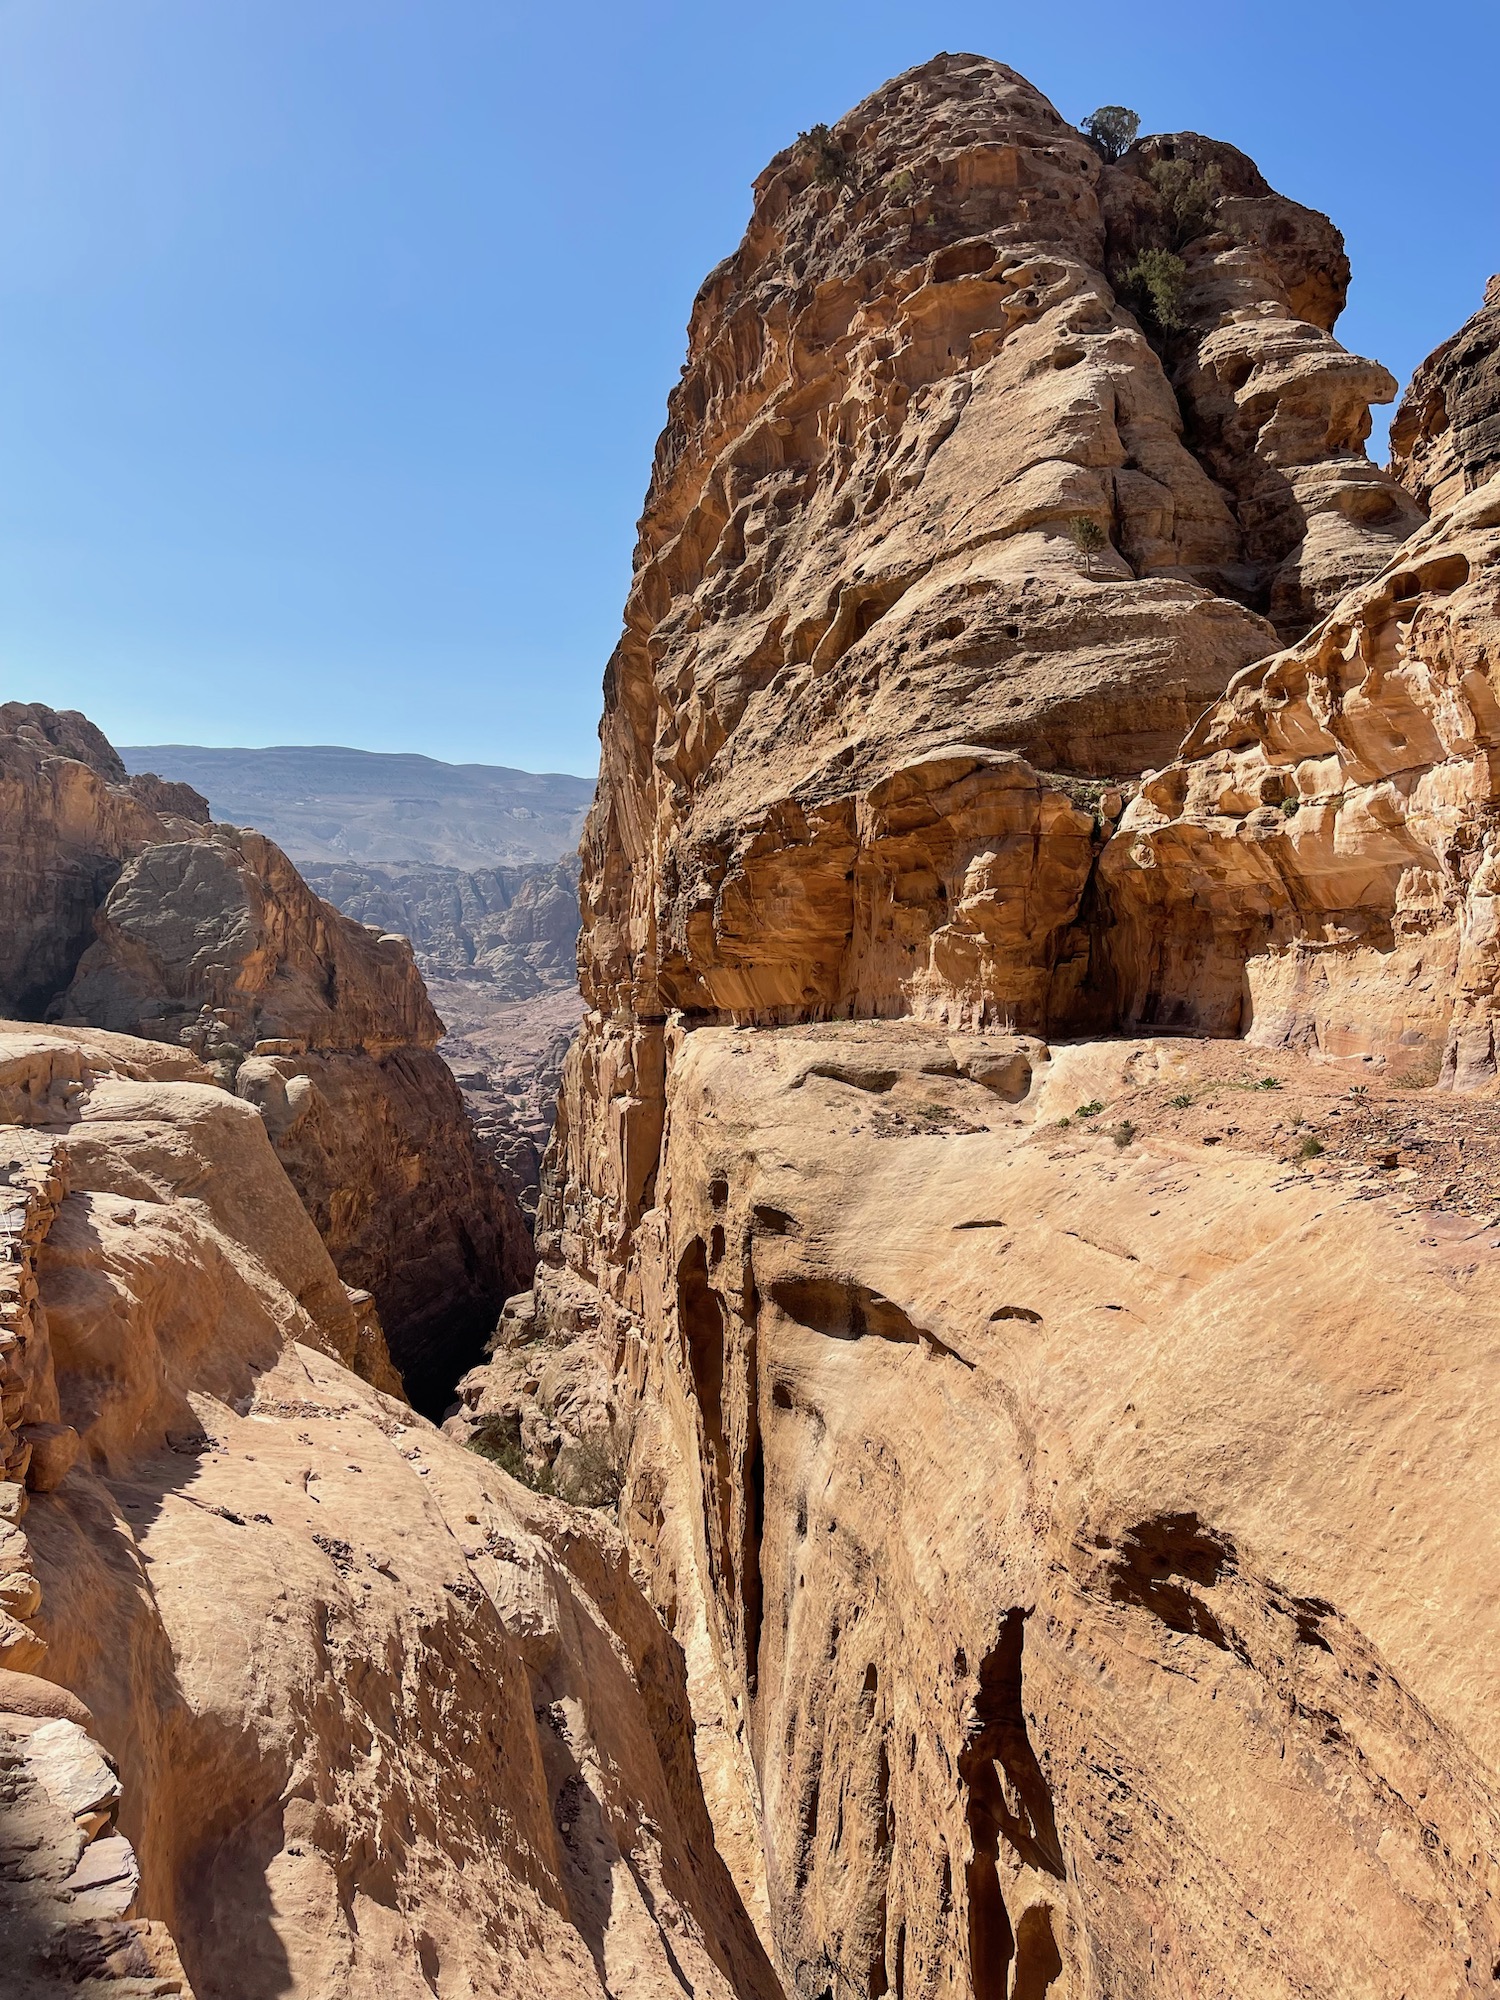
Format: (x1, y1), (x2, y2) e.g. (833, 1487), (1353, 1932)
(1100, 136), (1422, 635)
(501, 1020), (1500, 1996)
(0, 703), (531, 1410)
(481, 53), (1500, 2000)
(0, 1017), (779, 1999)
(1390, 276), (1500, 512)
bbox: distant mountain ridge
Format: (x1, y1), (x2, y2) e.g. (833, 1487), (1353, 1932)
(119, 742), (595, 868)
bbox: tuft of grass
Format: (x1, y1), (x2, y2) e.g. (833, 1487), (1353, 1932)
(1076, 1100), (1104, 1120)
(1254, 1076), (1283, 1091)
(1347, 1084), (1369, 1099)
(1056, 1116), (1072, 1130)
(1298, 1136), (1325, 1160)
(1167, 1091), (1194, 1109)
(1111, 1120), (1137, 1149)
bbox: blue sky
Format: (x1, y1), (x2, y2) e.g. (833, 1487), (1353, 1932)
(0, 0), (1494, 777)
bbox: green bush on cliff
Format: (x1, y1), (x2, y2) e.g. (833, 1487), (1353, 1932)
(798, 122), (855, 187)
(1147, 157), (1222, 249)
(1117, 247), (1190, 333)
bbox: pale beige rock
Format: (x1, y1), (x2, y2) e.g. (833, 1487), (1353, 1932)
(528, 1025), (1500, 1995)
(1390, 278), (1500, 511)
(503, 54), (1500, 2000)
(1098, 481), (1500, 1081)
(0, 1016), (778, 1999)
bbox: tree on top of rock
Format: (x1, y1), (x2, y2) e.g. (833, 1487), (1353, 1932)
(1082, 106), (1140, 162)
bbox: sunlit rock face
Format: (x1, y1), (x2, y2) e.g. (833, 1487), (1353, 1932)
(450, 49), (1500, 2000)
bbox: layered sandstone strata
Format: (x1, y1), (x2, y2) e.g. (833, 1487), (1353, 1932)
(0, 1019), (777, 1999)
(1390, 276), (1500, 512)
(0, 703), (530, 1409)
(1097, 481), (1500, 1079)
(477, 51), (1500, 1999)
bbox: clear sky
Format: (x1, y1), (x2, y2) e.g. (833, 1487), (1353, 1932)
(0, 0), (1494, 777)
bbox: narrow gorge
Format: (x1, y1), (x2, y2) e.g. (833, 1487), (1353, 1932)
(5, 49), (1500, 2000)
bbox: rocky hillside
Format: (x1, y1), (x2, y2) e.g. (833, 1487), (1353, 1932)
(301, 856), (580, 995)
(1, 702), (531, 1414)
(450, 56), (1500, 1998)
(117, 743), (593, 869)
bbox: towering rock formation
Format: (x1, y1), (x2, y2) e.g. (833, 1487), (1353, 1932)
(0, 702), (531, 1411)
(450, 53), (1500, 1999)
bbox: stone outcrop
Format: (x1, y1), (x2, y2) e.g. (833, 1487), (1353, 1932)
(453, 53), (1500, 1999)
(1390, 276), (1500, 512)
(1098, 481), (1500, 1080)
(508, 1026), (1500, 1997)
(1100, 135), (1423, 635)
(0, 1018), (779, 1999)
(0, 703), (531, 1412)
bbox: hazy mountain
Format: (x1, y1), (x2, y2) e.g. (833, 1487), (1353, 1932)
(118, 742), (594, 868)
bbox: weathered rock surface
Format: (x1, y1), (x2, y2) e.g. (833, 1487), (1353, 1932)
(0, 704), (532, 1411)
(1390, 276), (1500, 513)
(0, 1018), (779, 1999)
(1099, 135), (1422, 635)
(1097, 396), (1500, 1085)
(468, 53), (1500, 1999)
(517, 1026), (1500, 1997)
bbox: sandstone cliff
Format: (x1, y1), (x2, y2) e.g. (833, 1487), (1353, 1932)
(0, 703), (531, 1412)
(1390, 276), (1500, 513)
(0, 1019), (780, 1998)
(453, 53), (1500, 1999)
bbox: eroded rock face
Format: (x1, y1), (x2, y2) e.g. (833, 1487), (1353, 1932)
(1097, 445), (1500, 1086)
(0, 705), (531, 1411)
(480, 52), (1500, 2000)
(516, 1026), (1500, 1996)
(0, 1019), (778, 2000)
(1391, 277), (1500, 513)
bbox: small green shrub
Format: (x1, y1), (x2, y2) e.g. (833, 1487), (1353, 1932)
(886, 168), (916, 199)
(1254, 1076), (1283, 1092)
(1282, 795), (1300, 817)
(1111, 1120), (1138, 1149)
(1068, 515), (1109, 576)
(1146, 158), (1222, 249)
(1082, 105), (1140, 162)
(798, 122), (855, 187)
(1076, 1100), (1104, 1119)
(1117, 247), (1189, 333)
(1167, 1092), (1194, 1109)
(1298, 1136), (1325, 1160)
(467, 1415), (556, 1494)
(555, 1435), (627, 1511)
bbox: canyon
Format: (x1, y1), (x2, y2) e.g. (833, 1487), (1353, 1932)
(6, 47), (1500, 2000)
(119, 743), (588, 1220)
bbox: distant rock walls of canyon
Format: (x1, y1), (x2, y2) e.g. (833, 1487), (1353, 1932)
(0, 700), (531, 1412)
